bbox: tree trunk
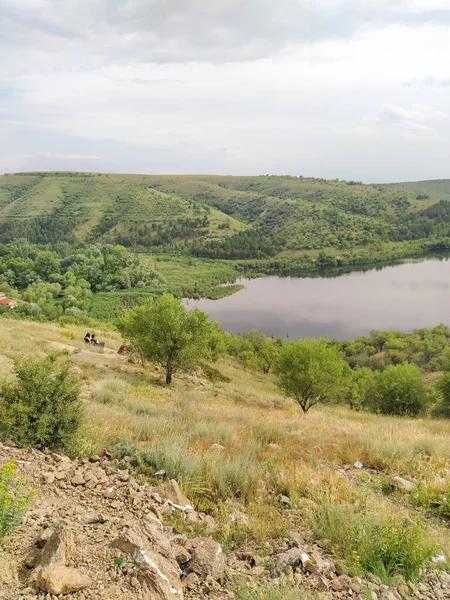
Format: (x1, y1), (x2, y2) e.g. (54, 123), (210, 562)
(165, 367), (172, 384)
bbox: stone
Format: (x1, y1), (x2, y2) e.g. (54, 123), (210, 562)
(273, 548), (305, 573)
(37, 566), (92, 594)
(152, 480), (193, 509)
(71, 471), (85, 486)
(397, 583), (409, 598)
(82, 512), (106, 524)
(39, 524), (74, 567)
(41, 472), (55, 485)
(390, 477), (415, 493)
(332, 575), (352, 592)
(182, 572), (200, 590)
(111, 526), (182, 600)
(54, 471), (67, 481)
(185, 537), (225, 581)
(104, 487), (116, 499)
(201, 515), (216, 536)
(36, 528), (55, 548)
(173, 545), (191, 566)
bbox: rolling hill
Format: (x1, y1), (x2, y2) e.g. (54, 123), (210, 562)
(0, 172), (448, 258)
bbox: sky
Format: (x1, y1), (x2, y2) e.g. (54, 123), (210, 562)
(1, 0), (450, 182)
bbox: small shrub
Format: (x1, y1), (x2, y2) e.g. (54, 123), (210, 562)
(0, 460), (35, 538)
(312, 500), (434, 583)
(373, 363), (428, 416)
(92, 378), (129, 404)
(60, 328), (75, 340)
(0, 354), (82, 450)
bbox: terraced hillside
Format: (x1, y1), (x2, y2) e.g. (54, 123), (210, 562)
(0, 172), (447, 257)
(0, 172), (246, 246)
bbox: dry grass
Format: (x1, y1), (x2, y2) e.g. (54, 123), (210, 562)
(1, 318), (449, 582)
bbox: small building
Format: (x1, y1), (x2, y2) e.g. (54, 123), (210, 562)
(0, 297), (17, 309)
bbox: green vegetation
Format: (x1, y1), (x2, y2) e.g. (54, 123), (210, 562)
(313, 502), (434, 583)
(1, 172), (450, 263)
(0, 317), (449, 586)
(0, 353), (81, 450)
(117, 293), (214, 383)
(0, 460), (34, 538)
(275, 338), (347, 412)
(374, 363), (428, 416)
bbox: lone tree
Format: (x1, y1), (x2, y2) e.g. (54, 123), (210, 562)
(117, 293), (213, 384)
(275, 338), (346, 413)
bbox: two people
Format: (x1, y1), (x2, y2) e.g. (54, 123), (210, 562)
(84, 332), (105, 348)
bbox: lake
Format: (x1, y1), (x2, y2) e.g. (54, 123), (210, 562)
(184, 258), (450, 340)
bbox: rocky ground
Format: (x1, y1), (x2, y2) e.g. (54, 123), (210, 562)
(0, 443), (449, 600)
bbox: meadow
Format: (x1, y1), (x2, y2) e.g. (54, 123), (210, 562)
(0, 318), (449, 594)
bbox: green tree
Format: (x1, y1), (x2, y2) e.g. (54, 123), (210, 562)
(434, 373), (450, 418)
(0, 354), (81, 450)
(117, 293), (213, 384)
(374, 363), (428, 416)
(275, 338), (347, 413)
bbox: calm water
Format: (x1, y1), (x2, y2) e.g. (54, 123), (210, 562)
(184, 258), (450, 340)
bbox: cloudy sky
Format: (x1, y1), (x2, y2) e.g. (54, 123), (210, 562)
(1, 0), (450, 182)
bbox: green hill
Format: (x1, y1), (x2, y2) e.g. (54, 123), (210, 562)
(381, 179), (450, 202)
(0, 172), (448, 259)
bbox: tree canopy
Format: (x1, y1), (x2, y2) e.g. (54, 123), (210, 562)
(117, 293), (213, 383)
(275, 338), (347, 412)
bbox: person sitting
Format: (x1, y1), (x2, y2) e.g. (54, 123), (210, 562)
(90, 334), (105, 348)
(84, 332), (91, 344)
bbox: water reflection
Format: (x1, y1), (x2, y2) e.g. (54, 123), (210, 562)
(184, 258), (450, 340)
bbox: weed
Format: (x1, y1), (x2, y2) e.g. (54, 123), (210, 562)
(0, 460), (35, 538)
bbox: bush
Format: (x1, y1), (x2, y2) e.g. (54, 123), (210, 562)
(313, 501), (434, 583)
(0, 354), (82, 450)
(434, 373), (450, 418)
(0, 460), (35, 538)
(373, 363), (428, 416)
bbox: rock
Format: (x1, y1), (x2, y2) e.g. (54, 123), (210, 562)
(182, 572), (200, 590)
(185, 511), (199, 524)
(397, 583), (409, 597)
(332, 575), (352, 592)
(71, 471), (85, 486)
(39, 524), (74, 567)
(273, 548), (309, 573)
(173, 545), (191, 566)
(267, 443), (281, 450)
(36, 528), (54, 549)
(201, 515), (216, 536)
(309, 573), (329, 592)
(41, 472), (55, 485)
(89, 455), (101, 463)
(152, 480), (193, 509)
(390, 476), (415, 493)
(104, 487), (116, 499)
(37, 566), (92, 594)
(111, 526), (182, 599)
(54, 471), (67, 481)
(185, 538), (225, 581)
(354, 461), (363, 469)
(82, 511), (106, 524)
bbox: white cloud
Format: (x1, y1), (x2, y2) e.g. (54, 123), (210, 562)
(40, 152), (102, 160)
(1, 1), (450, 181)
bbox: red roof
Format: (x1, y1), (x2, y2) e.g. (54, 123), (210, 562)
(0, 298), (15, 305)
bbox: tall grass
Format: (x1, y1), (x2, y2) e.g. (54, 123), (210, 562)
(312, 500), (435, 583)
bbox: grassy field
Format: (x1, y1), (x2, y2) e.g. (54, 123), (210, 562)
(0, 318), (449, 589)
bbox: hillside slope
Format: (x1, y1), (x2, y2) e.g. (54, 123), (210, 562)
(381, 179), (450, 202)
(1, 172), (447, 257)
